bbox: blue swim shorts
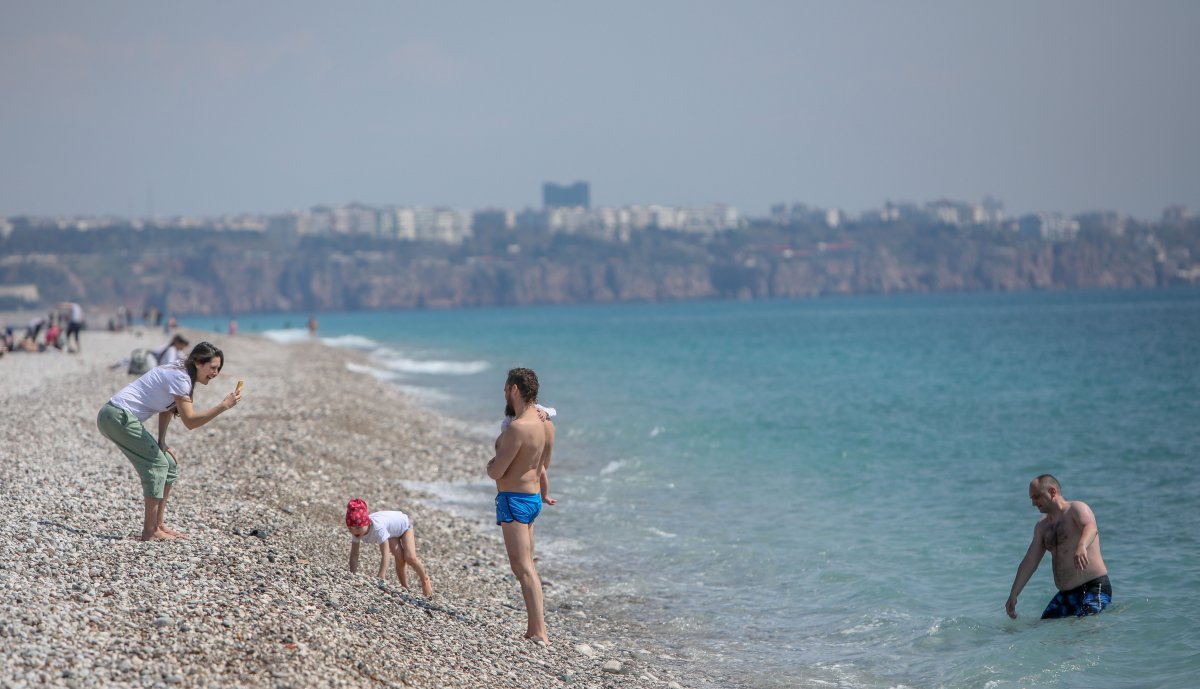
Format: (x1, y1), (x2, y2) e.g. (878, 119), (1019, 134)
(1041, 575), (1112, 619)
(496, 492), (542, 525)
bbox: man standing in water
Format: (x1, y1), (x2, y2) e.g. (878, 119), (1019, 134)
(487, 367), (556, 643)
(1006, 474), (1111, 619)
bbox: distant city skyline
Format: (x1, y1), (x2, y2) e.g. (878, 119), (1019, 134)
(2, 2), (1198, 220)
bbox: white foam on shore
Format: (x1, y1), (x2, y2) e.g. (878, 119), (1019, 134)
(600, 459), (627, 475)
(371, 347), (489, 375)
(262, 328), (488, 378)
(261, 328), (313, 343)
(321, 334), (380, 350)
(345, 362), (399, 382)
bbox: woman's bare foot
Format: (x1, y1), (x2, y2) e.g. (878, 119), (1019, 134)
(137, 530), (173, 542)
(158, 525), (188, 539)
(421, 579), (434, 597)
(524, 632), (549, 645)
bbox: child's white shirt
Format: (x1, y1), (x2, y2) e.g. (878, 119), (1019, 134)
(351, 511), (411, 545)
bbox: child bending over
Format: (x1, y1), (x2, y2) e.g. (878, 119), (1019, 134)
(345, 498), (434, 597)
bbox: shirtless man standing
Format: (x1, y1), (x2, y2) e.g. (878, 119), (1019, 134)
(487, 367), (556, 643)
(1006, 474), (1111, 619)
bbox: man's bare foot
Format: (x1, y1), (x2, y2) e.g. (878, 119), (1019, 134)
(158, 525), (188, 539)
(524, 633), (549, 645)
(137, 530), (172, 542)
(421, 580), (434, 597)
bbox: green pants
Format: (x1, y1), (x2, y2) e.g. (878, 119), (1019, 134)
(97, 402), (177, 498)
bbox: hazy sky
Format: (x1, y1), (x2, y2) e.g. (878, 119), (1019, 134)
(2, 1), (1198, 219)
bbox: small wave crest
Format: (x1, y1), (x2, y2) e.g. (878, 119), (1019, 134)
(371, 348), (490, 375)
(261, 328), (315, 344)
(344, 362), (399, 382)
(600, 460), (627, 475)
(321, 334), (380, 350)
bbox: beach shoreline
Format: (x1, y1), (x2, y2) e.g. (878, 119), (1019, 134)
(0, 330), (712, 688)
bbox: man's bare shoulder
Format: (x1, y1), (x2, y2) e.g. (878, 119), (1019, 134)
(1066, 500), (1096, 522)
(509, 415), (544, 436)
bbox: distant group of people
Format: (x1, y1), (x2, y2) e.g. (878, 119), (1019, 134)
(0, 302), (85, 358)
(1, 302), (182, 360)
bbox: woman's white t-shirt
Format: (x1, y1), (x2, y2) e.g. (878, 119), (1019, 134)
(351, 511), (412, 545)
(109, 364), (192, 422)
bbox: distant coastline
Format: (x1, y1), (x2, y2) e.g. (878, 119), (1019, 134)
(1, 210), (1197, 316)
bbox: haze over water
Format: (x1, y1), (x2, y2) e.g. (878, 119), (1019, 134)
(188, 288), (1200, 688)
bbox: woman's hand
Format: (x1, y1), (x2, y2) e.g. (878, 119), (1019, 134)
(222, 389), (242, 410)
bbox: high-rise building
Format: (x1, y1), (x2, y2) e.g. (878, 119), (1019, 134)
(543, 181), (590, 209)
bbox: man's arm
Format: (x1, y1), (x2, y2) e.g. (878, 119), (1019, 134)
(349, 541), (361, 573)
(487, 426), (521, 480)
(540, 420), (556, 505)
(174, 390), (239, 431)
(1072, 502), (1099, 570)
(1006, 524), (1046, 619)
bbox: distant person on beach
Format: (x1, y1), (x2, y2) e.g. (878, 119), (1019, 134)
(487, 367), (556, 643)
(65, 301), (84, 353)
(345, 498), (434, 596)
(97, 342), (241, 541)
(25, 316), (45, 342)
(1006, 474), (1111, 619)
(156, 334), (190, 366)
(44, 318), (62, 351)
(228, 318), (238, 336)
(307, 315), (318, 337)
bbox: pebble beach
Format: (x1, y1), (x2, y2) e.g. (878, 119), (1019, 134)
(0, 329), (703, 689)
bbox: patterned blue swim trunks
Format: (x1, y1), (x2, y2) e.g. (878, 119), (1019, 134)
(1041, 575), (1112, 619)
(496, 492), (542, 525)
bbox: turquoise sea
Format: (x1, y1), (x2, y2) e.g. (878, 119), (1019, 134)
(185, 289), (1200, 689)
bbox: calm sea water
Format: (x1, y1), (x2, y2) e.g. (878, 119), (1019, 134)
(186, 289), (1200, 689)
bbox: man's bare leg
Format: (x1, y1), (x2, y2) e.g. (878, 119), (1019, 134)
(502, 521), (546, 643)
(139, 498), (172, 541)
(400, 530), (434, 597)
(155, 484), (188, 539)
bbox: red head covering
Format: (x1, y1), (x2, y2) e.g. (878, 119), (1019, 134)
(346, 498), (370, 528)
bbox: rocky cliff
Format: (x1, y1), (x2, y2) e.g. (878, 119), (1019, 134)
(1, 219), (1195, 316)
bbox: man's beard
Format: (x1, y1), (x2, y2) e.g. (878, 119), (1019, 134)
(504, 402), (514, 418)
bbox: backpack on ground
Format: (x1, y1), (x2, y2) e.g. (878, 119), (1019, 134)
(127, 348), (158, 375)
